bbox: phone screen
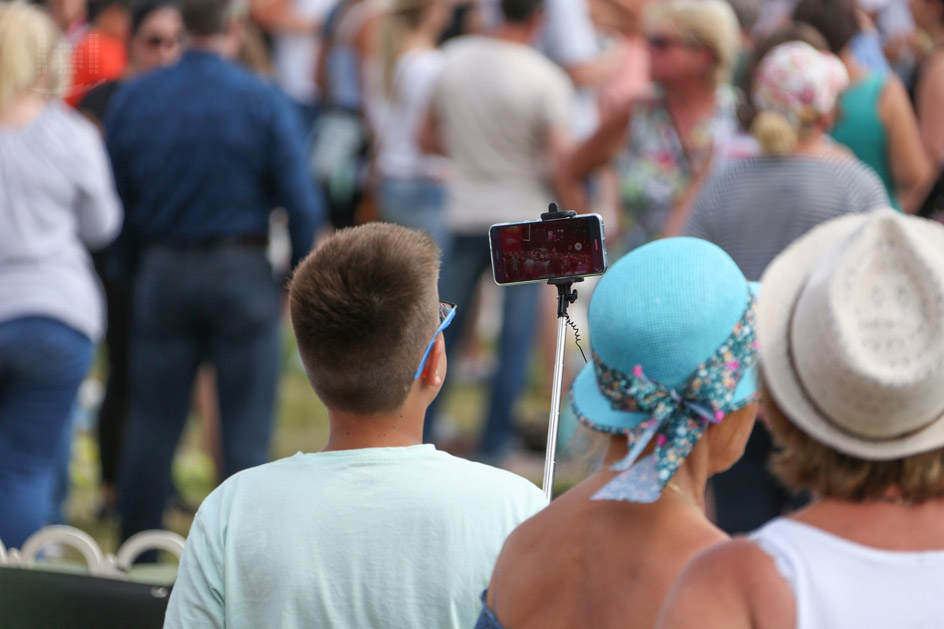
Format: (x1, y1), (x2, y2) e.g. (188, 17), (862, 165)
(489, 214), (607, 285)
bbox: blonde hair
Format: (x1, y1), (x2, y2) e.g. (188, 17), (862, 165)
(378, 0), (436, 100)
(764, 387), (944, 504)
(750, 99), (825, 156)
(645, 0), (740, 86)
(751, 110), (799, 156)
(0, 1), (70, 110)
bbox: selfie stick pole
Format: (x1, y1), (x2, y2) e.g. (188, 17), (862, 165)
(541, 204), (581, 504)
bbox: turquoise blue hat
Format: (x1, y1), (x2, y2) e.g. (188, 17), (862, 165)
(569, 238), (760, 502)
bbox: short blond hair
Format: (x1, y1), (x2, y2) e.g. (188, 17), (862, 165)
(645, 0), (740, 87)
(764, 387), (944, 505)
(0, 1), (70, 110)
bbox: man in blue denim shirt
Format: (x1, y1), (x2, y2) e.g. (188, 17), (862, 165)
(105, 0), (325, 544)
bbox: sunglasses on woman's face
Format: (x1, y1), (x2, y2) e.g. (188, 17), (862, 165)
(647, 35), (697, 51)
(143, 34), (181, 49)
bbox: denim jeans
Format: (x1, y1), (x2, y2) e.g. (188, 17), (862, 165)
(119, 246), (280, 541)
(378, 178), (449, 257)
(0, 317), (92, 549)
(425, 235), (540, 456)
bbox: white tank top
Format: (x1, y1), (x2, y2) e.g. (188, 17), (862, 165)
(751, 518), (944, 629)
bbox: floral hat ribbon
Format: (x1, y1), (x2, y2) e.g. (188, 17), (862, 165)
(572, 293), (759, 503)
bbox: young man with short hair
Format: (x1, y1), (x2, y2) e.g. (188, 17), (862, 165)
(165, 223), (546, 629)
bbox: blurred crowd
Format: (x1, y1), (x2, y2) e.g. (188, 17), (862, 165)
(2, 0), (944, 566)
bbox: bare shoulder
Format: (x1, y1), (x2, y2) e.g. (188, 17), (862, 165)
(879, 73), (912, 118)
(486, 499), (581, 625)
(487, 507), (547, 600)
(880, 72), (908, 105)
(657, 538), (795, 629)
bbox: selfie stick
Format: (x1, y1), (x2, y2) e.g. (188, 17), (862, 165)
(541, 203), (582, 504)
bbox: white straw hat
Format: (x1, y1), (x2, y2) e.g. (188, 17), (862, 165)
(758, 209), (944, 460)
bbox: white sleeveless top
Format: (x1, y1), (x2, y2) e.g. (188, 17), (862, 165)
(751, 517), (944, 629)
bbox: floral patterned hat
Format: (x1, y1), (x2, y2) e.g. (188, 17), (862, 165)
(569, 238), (760, 503)
(752, 41), (850, 128)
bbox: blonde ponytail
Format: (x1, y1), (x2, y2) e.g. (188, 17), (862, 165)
(378, 12), (411, 100)
(378, 0), (432, 101)
(751, 109), (798, 156)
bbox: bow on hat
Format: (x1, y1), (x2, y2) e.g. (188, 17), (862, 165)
(574, 293), (759, 503)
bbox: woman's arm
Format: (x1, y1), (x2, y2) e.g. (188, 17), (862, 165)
(880, 75), (933, 213)
(662, 150), (714, 238)
(75, 122), (123, 250)
(657, 540), (795, 629)
(558, 101), (633, 210)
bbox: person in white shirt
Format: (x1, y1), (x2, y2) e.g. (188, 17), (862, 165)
(369, 0), (451, 252)
(479, 0), (619, 138)
(418, 0), (575, 461)
(164, 223), (546, 629)
(264, 0), (333, 129)
(660, 210), (944, 629)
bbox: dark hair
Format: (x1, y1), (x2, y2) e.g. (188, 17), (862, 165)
(725, 0), (760, 33)
(181, 0), (238, 36)
(738, 22), (829, 128)
(88, 0), (135, 24)
(131, 0), (179, 34)
(792, 0), (860, 54)
(500, 0), (542, 24)
(289, 223), (441, 415)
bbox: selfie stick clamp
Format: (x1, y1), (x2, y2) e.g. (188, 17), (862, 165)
(540, 203), (582, 503)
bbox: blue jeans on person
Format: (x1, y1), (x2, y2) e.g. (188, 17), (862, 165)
(47, 409), (76, 526)
(425, 234), (540, 457)
(378, 178), (449, 257)
(0, 317), (93, 549)
(118, 246), (281, 544)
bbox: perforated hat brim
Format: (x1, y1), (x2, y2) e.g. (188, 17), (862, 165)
(758, 211), (944, 461)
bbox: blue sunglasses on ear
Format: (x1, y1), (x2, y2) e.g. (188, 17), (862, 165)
(413, 301), (457, 380)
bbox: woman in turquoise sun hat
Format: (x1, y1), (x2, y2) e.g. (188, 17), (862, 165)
(475, 238), (760, 629)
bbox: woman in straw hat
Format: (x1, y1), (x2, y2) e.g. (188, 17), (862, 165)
(476, 238), (760, 629)
(660, 210), (944, 628)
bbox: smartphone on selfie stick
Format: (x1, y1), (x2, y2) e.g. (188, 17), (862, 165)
(488, 206), (607, 502)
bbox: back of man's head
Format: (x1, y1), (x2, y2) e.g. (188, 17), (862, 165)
(180, 0), (243, 36)
(289, 223), (441, 416)
(501, 0), (542, 24)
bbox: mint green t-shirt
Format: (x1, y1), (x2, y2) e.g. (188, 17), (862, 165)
(164, 445), (545, 629)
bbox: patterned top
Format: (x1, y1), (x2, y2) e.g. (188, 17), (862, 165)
(615, 86), (738, 252)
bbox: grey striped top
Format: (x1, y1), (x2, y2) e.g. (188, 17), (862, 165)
(0, 101), (122, 341)
(684, 156), (890, 281)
